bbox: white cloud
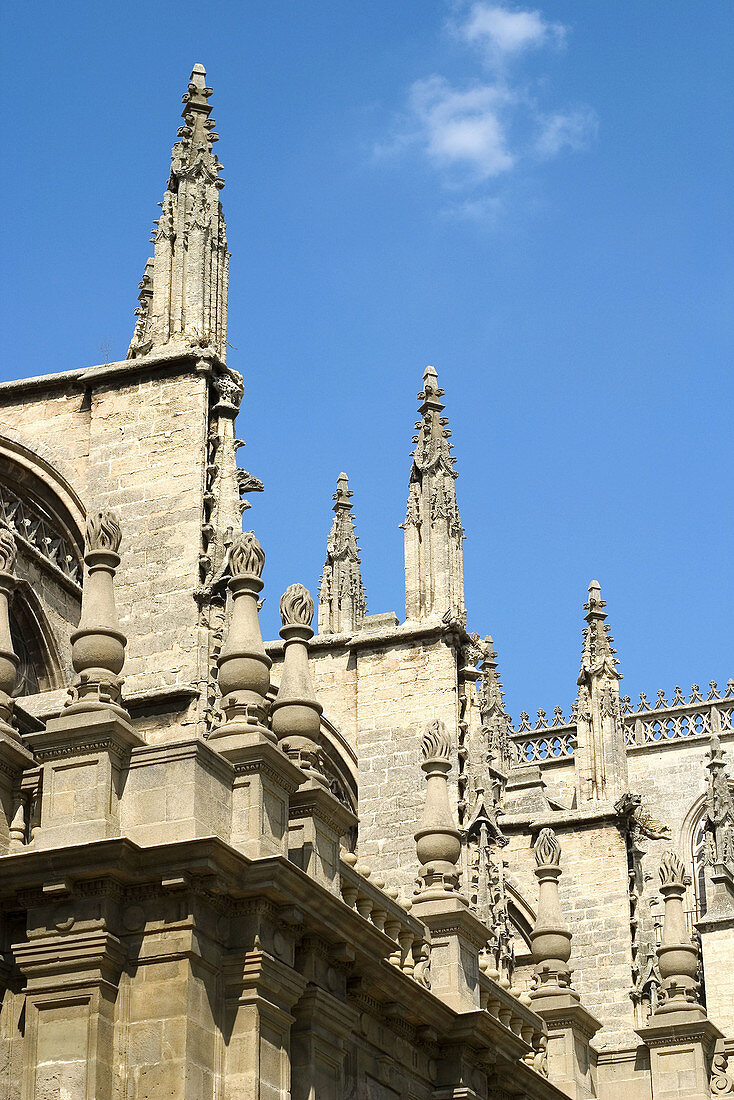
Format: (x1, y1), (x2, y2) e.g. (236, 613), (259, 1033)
(535, 108), (598, 158)
(459, 3), (566, 60)
(377, 2), (595, 222)
(410, 77), (515, 179)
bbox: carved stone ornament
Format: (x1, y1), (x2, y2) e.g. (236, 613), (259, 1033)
(0, 523), (17, 573)
(422, 719), (452, 762)
(659, 849), (689, 889)
(280, 583), (314, 629)
(85, 509), (122, 554)
(229, 531), (265, 579)
(534, 827), (562, 869)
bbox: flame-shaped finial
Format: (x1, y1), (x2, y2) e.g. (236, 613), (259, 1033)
(85, 510), (122, 554)
(659, 849), (689, 889)
(280, 583), (314, 629)
(534, 827), (562, 869)
(421, 719), (452, 762)
(229, 531), (265, 578)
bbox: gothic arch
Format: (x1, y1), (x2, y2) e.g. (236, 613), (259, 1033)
(318, 713), (358, 815)
(10, 583), (65, 694)
(0, 431), (85, 692)
(505, 880), (536, 954)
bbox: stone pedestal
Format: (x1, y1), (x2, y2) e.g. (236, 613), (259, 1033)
(411, 894), (487, 1012)
(26, 710), (143, 848)
(637, 1009), (722, 1100)
(288, 779), (357, 893)
(223, 949), (307, 1100)
(531, 995), (600, 1100)
(215, 731), (304, 859)
(291, 986), (359, 1100)
(14, 929), (125, 1100)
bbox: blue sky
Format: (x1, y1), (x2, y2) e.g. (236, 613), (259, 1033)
(2, 2), (732, 721)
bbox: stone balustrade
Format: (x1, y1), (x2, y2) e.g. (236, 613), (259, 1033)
(510, 680), (734, 766)
(477, 968), (544, 1054)
(338, 854), (430, 983)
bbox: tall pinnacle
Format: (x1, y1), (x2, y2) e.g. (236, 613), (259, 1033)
(317, 473), (366, 635)
(128, 64), (229, 362)
(403, 366), (465, 623)
(574, 579), (628, 803)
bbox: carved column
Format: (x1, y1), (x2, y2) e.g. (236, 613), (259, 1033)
(529, 828), (600, 1100)
(208, 532), (302, 857)
(272, 584), (357, 892)
(26, 511), (143, 848)
(637, 850), (722, 1099)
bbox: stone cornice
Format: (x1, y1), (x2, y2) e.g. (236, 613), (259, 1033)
(0, 349), (225, 400)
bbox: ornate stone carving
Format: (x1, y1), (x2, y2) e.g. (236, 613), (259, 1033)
(271, 583), (325, 783)
(229, 531), (265, 579)
(127, 64), (229, 361)
(415, 721), (463, 899)
(280, 583), (314, 628)
(422, 720), (452, 762)
(85, 510), (122, 553)
(403, 366), (465, 623)
(0, 523), (17, 572)
(574, 579), (628, 803)
(530, 827), (578, 1004)
(318, 473), (366, 635)
(65, 508), (127, 718)
(655, 848), (703, 1014)
(534, 828), (561, 869)
(209, 530), (273, 741)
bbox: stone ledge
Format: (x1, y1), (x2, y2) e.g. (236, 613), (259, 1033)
(0, 348), (225, 398)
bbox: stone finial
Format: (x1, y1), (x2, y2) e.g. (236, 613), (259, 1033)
(654, 848), (703, 1015)
(574, 578), (628, 803)
(317, 473), (366, 635)
(530, 827), (577, 1004)
(229, 530), (265, 578)
(127, 64), (228, 362)
(65, 508), (128, 718)
(414, 720), (464, 900)
(210, 530), (273, 742)
(271, 583), (324, 782)
(534, 827), (561, 869)
(280, 582), (315, 628)
(403, 365), (465, 624)
(0, 522), (21, 737)
(85, 510), (122, 553)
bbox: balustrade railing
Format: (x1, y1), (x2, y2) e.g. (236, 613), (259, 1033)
(509, 681), (734, 766)
(339, 854), (430, 984)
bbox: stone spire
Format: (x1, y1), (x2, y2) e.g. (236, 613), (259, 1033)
(573, 580), (628, 803)
(317, 473), (366, 635)
(403, 366), (465, 624)
(127, 64), (228, 362)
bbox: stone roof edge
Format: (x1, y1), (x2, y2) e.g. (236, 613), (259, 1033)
(266, 616), (451, 657)
(0, 348), (226, 398)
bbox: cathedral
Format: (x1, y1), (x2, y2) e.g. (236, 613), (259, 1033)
(0, 65), (731, 1099)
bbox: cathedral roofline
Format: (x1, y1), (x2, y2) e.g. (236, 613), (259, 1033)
(0, 348), (227, 397)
